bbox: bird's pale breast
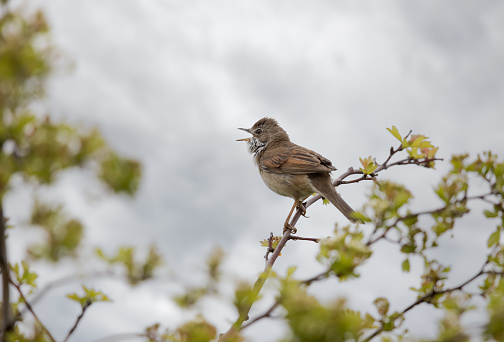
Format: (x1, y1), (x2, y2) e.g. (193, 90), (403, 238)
(259, 170), (316, 200)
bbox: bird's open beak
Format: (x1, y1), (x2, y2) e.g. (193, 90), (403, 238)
(236, 128), (251, 141)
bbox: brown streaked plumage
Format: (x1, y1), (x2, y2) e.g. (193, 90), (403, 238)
(237, 117), (359, 233)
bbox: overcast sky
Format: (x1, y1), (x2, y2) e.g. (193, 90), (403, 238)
(5, 0), (504, 341)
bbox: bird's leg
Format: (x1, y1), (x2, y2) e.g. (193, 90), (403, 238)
(283, 200), (298, 234)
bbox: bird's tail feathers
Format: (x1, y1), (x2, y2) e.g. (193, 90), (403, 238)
(309, 174), (360, 223)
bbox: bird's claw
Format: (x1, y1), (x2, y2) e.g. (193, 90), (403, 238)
(283, 223), (297, 234)
(297, 202), (308, 218)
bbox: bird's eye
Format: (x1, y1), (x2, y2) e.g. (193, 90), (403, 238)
(255, 128), (263, 134)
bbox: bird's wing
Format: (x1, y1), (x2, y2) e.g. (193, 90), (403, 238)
(260, 146), (336, 174)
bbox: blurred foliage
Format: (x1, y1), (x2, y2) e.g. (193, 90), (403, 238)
(485, 278), (504, 341)
(0, 1), (141, 199)
(278, 269), (375, 342)
(96, 245), (164, 286)
(10, 260), (37, 289)
(145, 317), (221, 342)
(0, 1), (142, 341)
(317, 225), (371, 280)
(172, 247), (224, 308)
(5, 325), (51, 342)
(28, 199), (83, 262)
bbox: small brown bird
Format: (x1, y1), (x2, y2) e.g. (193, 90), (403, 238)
(237, 117), (359, 233)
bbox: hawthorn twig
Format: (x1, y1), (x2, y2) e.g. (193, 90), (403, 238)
(264, 233), (275, 261)
(288, 235), (321, 243)
(241, 301), (281, 330)
(0, 202), (11, 337)
(9, 280), (56, 342)
(91, 333), (148, 342)
(64, 300), (92, 342)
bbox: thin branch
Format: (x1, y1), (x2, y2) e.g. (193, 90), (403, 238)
(241, 301), (281, 330)
(0, 201), (12, 339)
(91, 333), (148, 342)
(64, 301), (92, 342)
(9, 280), (56, 342)
(264, 233), (275, 261)
(301, 270), (331, 285)
(288, 235), (321, 243)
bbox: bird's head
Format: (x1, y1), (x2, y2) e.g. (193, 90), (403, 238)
(237, 117), (289, 155)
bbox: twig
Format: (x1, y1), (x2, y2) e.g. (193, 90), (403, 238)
(0, 201), (12, 339)
(64, 300), (92, 342)
(91, 333), (148, 342)
(301, 270), (331, 285)
(241, 301), (281, 330)
(264, 233), (275, 261)
(9, 280), (56, 342)
(288, 235), (321, 243)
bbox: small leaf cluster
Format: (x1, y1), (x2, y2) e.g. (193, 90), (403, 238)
(371, 297), (405, 335)
(386, 126), (438, 166)
(96, 244), (164, 285)
(359, 156), (378, 175)
(260, 235), (281, 250)
(5, 325), (50, 342)
(368, 181), (413, 224)
(410, 259), (451, 302)
(0, 6), (51, 111)
(484, 278), (504, 341)
(28, 199), (83, 262)
(66, 285), (111, 308)
(317, 225), (372, 280)
(11, 260), (38, 289)
(144, 317), (222, 342)
(278, 269), (374, 342)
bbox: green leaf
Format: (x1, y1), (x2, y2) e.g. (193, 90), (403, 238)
(488, 229), (501, 248)
(286, 266), (297, 277)
(386, 126), (402, 142)
(402, 258), (410, 272)
(484, 209), (499, 218)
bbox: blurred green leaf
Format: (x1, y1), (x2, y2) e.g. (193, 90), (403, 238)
(488, 228), (501, 248)
(402, 258), (410, 272)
